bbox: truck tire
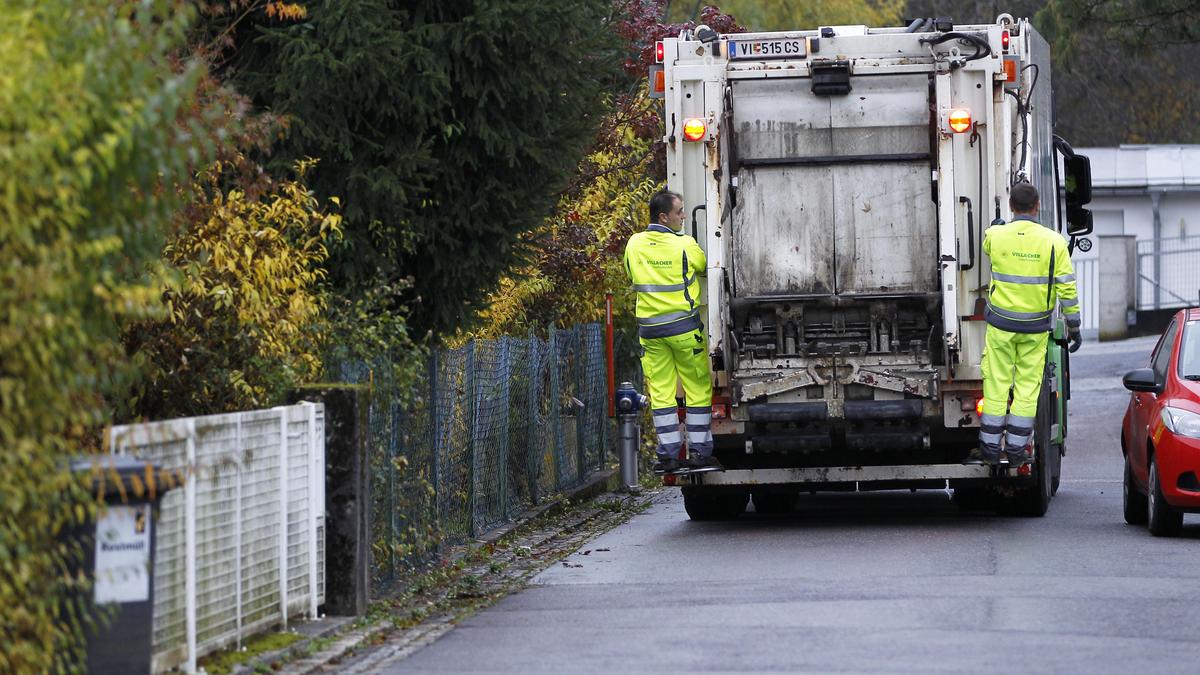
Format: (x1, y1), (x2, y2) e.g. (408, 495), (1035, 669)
(1051, 444), (1062, 496)
(1123, 452), (1148, 525)
(1147, 456), (1183, 537)
(683, 489), (748, 521)
(752, 490), (797, 515)
(1001, 368), (1054, 517)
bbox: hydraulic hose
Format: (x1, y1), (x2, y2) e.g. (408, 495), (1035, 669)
(919, 32), (992, 69)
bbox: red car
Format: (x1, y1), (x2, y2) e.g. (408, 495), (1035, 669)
(1121, 307), (1200, 536)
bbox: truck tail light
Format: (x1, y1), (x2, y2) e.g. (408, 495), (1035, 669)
(682, 117), (706, 141)
(648, 64), (667, 99)
(712, 395), (731, 420)
(976, 397), (985, 415)
(1001, 30), (1010, 51)
(1002, 57), (1018, 83)
(948, 109), (971, 133)
(656, 40), (664, 63)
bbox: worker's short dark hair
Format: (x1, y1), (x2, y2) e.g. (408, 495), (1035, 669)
(648, 190), (682, 224)
(1009, 182), (1040, 214)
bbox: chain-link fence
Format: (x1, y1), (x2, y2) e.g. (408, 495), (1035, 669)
(1136, 236), (1200, 310)
(339, 323), (625, 595)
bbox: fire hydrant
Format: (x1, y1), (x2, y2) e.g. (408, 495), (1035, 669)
(614, 381), (648, 492)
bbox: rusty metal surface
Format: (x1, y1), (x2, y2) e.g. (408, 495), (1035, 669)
(737, 368), (819, 401)
(847, 364), (934, 398)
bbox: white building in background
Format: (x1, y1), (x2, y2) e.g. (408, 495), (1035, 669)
(1070, 145), (1200, 337)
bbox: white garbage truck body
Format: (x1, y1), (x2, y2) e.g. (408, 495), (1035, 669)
(654, 16), (1094, 516)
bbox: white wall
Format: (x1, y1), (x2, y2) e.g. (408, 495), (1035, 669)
(1072, 145), (1200, 311)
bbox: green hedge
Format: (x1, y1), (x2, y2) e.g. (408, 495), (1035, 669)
(0, 2), (216, 671)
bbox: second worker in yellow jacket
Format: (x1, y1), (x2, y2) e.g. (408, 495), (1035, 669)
(971, 182), (1082, 467)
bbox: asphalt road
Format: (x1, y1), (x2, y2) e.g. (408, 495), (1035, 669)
(383, 335), (1200, 673)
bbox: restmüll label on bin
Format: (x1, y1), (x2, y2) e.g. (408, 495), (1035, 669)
(94, 504), (151, 604)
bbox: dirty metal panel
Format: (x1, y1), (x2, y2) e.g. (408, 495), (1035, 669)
(829, 74), (929, 155)
(729, 73), (936, 298)
(732, 165), (834, 296)
(828, 73), (935, 294)
(832, 162), (937, 294)
(731, 78), (830, 160)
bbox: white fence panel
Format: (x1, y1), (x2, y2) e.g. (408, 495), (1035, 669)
(1075, 257), (1099, 336)
(109, 403), (325, 674)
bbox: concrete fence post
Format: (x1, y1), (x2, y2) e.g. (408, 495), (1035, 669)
(288, 386), (370, 615)
(1098, 234), (1137, 341)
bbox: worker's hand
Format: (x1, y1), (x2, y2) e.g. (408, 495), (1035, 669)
(1068, 329), (1083, 354)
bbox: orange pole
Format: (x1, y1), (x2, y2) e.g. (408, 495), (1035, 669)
(606, 294), (616, 418)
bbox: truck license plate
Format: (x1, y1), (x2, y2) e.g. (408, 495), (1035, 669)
(728, 38), (806, 60)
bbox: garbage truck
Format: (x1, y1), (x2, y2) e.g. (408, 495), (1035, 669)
(650, 14), (1095, 519)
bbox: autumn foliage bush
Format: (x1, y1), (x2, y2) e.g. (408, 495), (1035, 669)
(0, 1), (220, 671)
(121, 159), (342, 421)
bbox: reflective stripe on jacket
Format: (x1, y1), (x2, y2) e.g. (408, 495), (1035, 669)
(983, 218), (1081, 334)
(623, 224), (706, 338)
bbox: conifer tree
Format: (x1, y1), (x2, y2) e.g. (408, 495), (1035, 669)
(222, 0), (619, 336)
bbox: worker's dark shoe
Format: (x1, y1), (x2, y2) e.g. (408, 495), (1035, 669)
(962, 448), (988, 465)
(966, 445), (1002, 466)
(1004, 444), (1032, 468)
(686, 454), (725, 473)
(652, 458), (681, 475)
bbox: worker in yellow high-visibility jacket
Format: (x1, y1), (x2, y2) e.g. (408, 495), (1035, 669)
(623, 190), (722, 475)
(971, 182), (1082, 467)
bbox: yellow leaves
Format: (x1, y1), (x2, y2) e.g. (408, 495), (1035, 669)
(265, 2), (308, 21)
(129, 159), (342, 416)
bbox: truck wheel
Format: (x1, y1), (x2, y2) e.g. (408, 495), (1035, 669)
(1123, 453), (1148, 525)
(752, 490), (797, 515)
(1147, 457), (1183, 537)
(683, 489), (748, 521)
(1051, 444), (1063, 496)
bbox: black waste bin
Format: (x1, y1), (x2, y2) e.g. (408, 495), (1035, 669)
(66, 455), (178, 675)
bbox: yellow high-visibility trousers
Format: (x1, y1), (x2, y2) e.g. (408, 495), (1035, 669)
(639, 328), (713, 459)
(979, 325), (1048, 456)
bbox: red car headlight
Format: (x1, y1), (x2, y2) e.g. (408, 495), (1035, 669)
(1161, 407), (1200, 439)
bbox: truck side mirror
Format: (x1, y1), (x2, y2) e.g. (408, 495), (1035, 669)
(1064, 154), (1092, 207)
(1066, 204), (1093, 237)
